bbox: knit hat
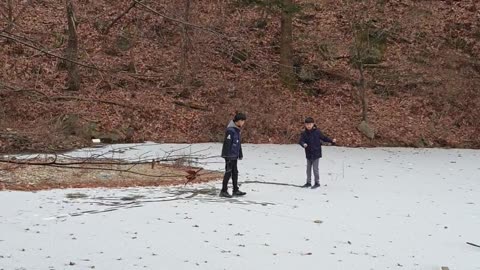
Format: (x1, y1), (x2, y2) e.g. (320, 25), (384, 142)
(233, 112), (247, 122)
(304, 117), (314, 123)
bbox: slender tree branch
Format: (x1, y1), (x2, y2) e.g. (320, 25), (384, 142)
(104, 0), (143, 34)
(134, 0), (229, 39)
(0, 31), (100, 70)
(0, 84), (133, 108)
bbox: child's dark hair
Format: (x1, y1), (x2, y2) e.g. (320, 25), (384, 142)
(234, 112), (247, 122)
(304, 117), (314, 123)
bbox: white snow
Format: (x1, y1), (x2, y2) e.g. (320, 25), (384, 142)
(1, 143), (480, 270)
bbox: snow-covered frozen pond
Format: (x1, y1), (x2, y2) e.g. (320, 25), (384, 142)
(1, 143), (479, 270)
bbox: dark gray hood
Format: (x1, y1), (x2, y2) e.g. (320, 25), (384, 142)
(227, 120), (239, 129)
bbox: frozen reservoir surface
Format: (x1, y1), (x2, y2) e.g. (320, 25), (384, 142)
(1, 143), (479, 270)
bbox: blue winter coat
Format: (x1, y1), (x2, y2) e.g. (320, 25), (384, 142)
(221, 121), (243, 160)
(299, 125), (333, 160)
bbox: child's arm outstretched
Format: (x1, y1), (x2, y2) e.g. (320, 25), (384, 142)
(319, 131), (336, 145)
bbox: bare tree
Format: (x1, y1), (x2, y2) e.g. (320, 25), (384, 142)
(6, 0), (13, 31)
(352, 25), (369, 122)
(178, 0), (192, 98)
(2, 0), (34, 32)
(65, 0), (80, 91)
(346, 0), (386, 139)
(235, 0), (299, 88)
(351, 23), (387, 123)
(279, 0), (296, 89)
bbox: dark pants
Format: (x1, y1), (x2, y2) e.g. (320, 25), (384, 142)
(306, 158), (320, 185)
(222, 159), (238, 192)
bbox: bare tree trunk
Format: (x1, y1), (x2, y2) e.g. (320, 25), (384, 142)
(65, 0), (80, 91)
(279, 0), (296, 89)
(6, 0), (14, 31)
(352, 19), (369, 123)
(179, 0), (191, 98)
(359, 63), (368, 122)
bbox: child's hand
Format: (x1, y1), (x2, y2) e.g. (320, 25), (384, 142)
(303, 143), (308, 148)
(332, 138), (337, 143)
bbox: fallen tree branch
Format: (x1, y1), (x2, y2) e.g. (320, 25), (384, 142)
(0, 152), (208, 167)
(3, 30), (50, 53)
(173, 100), (210, 111)
(47, 164), (185, 178)
(467, 242), (480, 248)
(244, 180), (303, 188)
(388, 33), (412, 44)
(3, 82), (213, 113)
(0, 153), (209, 179)
(0, 31), (100, 70)
(0, 155), (57, 166)
(0, 145), (225, 188)
(51, 95), (132, 108)
(0, 158), (186, 178)
(333, 55), (351, 60)
(363, 63), (391, 69)
(0, 85), (132, 108)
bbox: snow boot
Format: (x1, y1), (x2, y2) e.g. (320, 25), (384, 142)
(219, 190), (232, 198)
(232, 190), (246, 196)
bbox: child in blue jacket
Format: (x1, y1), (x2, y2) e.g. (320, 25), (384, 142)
(220, 113), (247, 198)
(299, 117), (336, 189)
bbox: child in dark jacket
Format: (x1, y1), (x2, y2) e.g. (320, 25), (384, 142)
(220, 113), (247, 198)
(299, 117), (336, 189)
